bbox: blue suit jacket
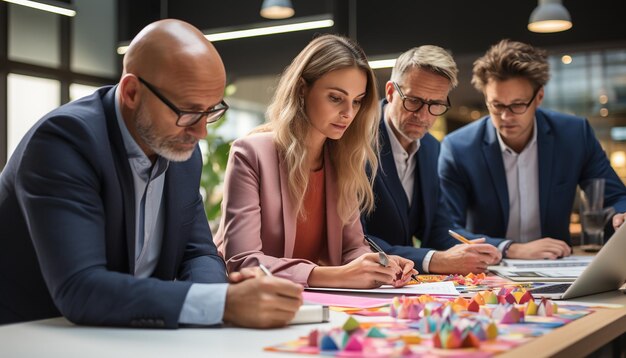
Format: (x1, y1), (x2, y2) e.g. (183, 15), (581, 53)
(0, 86), (227, 327)
(362, 101), (501, 272)
(439, 108), (626, 244)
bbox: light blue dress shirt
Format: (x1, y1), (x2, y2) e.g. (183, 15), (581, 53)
(114, 88), (227, 325)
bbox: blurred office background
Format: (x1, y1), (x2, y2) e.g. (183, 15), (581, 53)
(1, 0), (625, 224)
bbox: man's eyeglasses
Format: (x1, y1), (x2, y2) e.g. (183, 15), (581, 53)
(486, 87), (540, 115)
(137, 77), (229, 127)
(392, 82), (451, 116)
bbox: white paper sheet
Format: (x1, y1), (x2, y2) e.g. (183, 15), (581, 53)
(306, 281), (459, 296)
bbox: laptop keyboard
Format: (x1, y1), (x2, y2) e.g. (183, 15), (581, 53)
(531, 283), (572, 294)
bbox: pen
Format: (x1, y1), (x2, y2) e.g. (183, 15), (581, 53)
(259, 263), (273, 276)
(258, 264), (329, 324)
(363, 235), (389, 267)
(448, 230), (474, 245)
(364, 235), (419, 282)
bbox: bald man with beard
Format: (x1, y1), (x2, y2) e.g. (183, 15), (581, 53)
(0, 19), (302, 328)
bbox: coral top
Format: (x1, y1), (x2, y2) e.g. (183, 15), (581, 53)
(293, 167), (327, 263)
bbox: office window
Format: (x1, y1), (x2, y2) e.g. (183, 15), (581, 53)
(8, 4), (60, 68)
(7, 74), (60, 157)
(70, 83), (100, 102)
(71, 0), (117, 77)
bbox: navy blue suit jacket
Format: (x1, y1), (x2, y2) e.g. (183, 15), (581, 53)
(362, 101), (501, 272)
(439, 108), (626, 244)
(0, 86), (227, 327)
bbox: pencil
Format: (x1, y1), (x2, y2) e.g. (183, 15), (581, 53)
(448, 230), (474, 245)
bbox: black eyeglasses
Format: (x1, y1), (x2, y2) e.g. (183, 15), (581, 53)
(486, 87), (540, 115)
(392, 82), (451, 116)
(137, 77), (229, 127)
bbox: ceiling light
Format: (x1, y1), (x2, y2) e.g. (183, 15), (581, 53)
(600, 108), (609, 117)
(561, 55), (572, 64)
(260, 0), (294, 20)
(205, 18), (332, 42)
(599, 94), (608, 104)
(117, 15), (334, 55)
(368, 58), (396, 69)
(2, 0), (76, 17)
(528, 0), (572, 33)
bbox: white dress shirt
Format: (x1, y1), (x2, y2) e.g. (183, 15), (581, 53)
(384, 118), (420, 205)
(496, 118), (541, 243)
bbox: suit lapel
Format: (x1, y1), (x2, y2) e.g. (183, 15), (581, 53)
(536, 110), (554, 234)
(378, 116), (410, 236)
(102, 86), (136, 273)
(482, 119), (509, 228)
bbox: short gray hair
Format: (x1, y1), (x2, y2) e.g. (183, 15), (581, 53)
(390, 45), (459, 88)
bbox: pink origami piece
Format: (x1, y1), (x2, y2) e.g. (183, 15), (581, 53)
(537, 298), (558, 316)
(343, 334), (364, 351)
(504, 292), (517, 304)
(492, 304), (524, 324)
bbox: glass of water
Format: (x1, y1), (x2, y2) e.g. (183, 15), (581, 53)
(579, 178), (615, 252)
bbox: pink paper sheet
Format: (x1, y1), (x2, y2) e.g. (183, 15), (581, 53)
(302, 291), (393, 309)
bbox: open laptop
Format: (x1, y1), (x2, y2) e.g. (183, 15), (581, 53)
(526, 222), (626, 299)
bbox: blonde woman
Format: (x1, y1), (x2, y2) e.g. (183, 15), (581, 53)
(215, 34), (416, 288)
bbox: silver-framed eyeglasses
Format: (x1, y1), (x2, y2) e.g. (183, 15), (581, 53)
(392, 82), (451, 116)
(137, 76), (229, 127)
(486, 87), (540, 115)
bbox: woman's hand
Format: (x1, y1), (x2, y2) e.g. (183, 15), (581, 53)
(388, 255), (418, 287)
(308, 253), (416, 288)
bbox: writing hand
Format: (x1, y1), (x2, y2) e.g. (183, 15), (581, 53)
(223, 275), (303, 328)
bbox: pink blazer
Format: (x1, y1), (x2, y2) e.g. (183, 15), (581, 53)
(214, 132), (371, 286)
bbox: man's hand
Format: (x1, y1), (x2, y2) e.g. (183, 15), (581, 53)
(429, 239), (501, 275)
(223, 274), (303, 328)
(505, 238), (571, 260)
(613, 213), (626, 230)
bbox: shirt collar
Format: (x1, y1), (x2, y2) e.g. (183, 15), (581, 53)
(114, 86), (169, 179)
(383, 116), (420, 156)
(496, 116), (538, 154)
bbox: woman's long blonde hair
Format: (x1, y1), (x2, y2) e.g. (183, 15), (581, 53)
(256, 34), (379, 224)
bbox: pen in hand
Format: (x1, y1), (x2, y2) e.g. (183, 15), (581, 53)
(448, 230), (474, 245)
(364, 235), (389, 267)
(449, 229), (500, 265)
(258, 264), (328, 324)
(259, 263), (273, 277)
(364, 235), (419, 282)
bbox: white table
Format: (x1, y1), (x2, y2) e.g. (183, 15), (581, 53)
(1, 291), (625, 358)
